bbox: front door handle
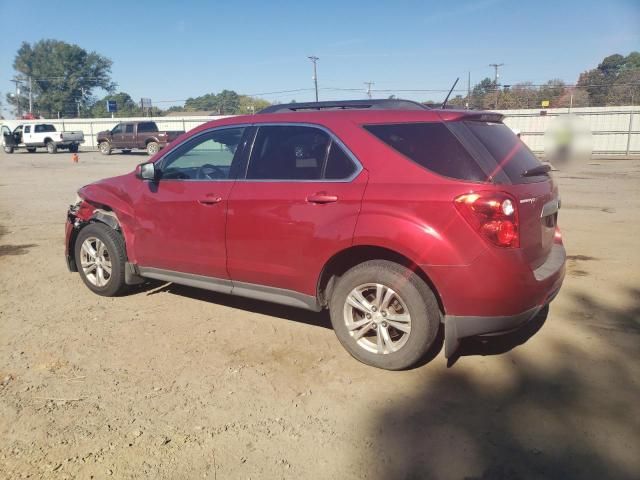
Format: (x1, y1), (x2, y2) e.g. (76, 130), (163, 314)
(198, 195), (222, 205)
(306, 193), (338, 204)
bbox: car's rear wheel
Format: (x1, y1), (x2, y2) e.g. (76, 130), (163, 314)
(99, 141), (111, 155)
(74, 223), (128, 297)
(46, 141), (57, 154)
(329, 260), (440, 370)
(146, 142), (160, 155)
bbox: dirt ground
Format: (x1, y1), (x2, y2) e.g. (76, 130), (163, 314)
(0, 148), (638, 480)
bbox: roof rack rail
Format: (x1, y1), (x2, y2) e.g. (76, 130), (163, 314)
(257, 99), (430, 114)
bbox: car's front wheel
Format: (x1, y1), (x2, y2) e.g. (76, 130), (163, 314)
(74, 223), (128, 297)
(329, 260), (441, 370)
(99, 141), (111, 155)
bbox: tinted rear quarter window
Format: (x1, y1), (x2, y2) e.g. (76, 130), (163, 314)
(325, 142), (356, 179)
(464, 121), (544, 183)
(364, 122), (487, 181)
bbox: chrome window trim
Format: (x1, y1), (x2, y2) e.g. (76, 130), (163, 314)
(154, 122), (363, 184)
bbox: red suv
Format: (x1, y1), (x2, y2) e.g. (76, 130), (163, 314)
(65, 100), (565, 370)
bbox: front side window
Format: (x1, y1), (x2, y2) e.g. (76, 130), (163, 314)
(125, 124), (134, 134)
(246, 125), (358, 181)
(160, 127), (246, 180)
(112, 124), (123, 134)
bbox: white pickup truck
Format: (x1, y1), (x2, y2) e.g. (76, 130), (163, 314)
(1, 123), (84, 154)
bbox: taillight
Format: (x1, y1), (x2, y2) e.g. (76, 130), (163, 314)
(455, 192), (519, 248)
(60, 133), (64, 139)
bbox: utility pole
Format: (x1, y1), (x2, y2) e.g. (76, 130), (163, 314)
(467, 71), (471, 109)
(489, 63), (504, 109)
(308, 56), (319, 102)
(10, 78), (22, 117)
(364, 81), (375, 99)
(28, 76), (33, 113)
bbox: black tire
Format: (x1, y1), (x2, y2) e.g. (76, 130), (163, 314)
(69, 144), (79, 153)
(99, 141), (112, 155)
(26, 147), (37, 153)
(146, 141), (160, 155)
(46, 141), (57, 154)
(4, 146), (14, 153)
(74, 223), (128, 297)
(329, 260), (441, 370)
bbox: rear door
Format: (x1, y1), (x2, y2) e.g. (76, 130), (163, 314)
(123, 123), (135, 148)
(226, 124), (367, 297)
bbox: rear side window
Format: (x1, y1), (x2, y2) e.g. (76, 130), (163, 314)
(35, 124), (56, 133)
(464, 121), (544, 183)
(247, 126), (329, 180)
(138, 122), (158, 133)
(364, 122), (486, 181)
(125, 124), (134, 133)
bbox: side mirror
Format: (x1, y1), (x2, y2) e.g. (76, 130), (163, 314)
(135, 162), (157, 181)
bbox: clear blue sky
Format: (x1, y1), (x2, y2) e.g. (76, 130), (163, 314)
(1, 0), (638, 114)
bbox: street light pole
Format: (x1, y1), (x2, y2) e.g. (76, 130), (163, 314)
(308, 56), (319, 102)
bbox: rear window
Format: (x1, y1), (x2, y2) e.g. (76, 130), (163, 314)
(138, 122), (158, 133)
(363, 122), (487, 181)
(464, 121), (544, 182)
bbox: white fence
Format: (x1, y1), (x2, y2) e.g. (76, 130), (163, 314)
(2, 106), (638, 156)
(499, 106), (639, 156)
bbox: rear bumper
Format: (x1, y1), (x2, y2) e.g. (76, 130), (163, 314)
(436, 243), (566, 358)
(443, 286), (559, 358)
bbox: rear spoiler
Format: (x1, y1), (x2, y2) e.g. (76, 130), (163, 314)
(436, 110), (505, 123)
(461, 112), (505, 123)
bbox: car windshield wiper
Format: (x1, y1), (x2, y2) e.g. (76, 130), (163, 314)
(522, 164), (551, 177)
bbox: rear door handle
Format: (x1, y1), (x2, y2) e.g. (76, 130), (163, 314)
(306, 193), (338, 204)
(198, 195), (223, 205)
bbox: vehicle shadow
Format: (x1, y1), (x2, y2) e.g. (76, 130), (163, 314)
(134, 281), (332, 330)
(369, 288), (640, 480)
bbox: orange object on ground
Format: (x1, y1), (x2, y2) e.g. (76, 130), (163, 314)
(72, 153), (79, 163)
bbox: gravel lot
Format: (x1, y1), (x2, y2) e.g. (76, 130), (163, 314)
(1, 149), (639, 480)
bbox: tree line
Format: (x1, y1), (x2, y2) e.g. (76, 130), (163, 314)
(4, 39), (639, 119)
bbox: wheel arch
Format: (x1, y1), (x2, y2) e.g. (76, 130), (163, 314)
(317, 245), (445, 315)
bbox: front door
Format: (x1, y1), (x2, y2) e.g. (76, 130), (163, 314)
(110, 124), (125, 148)
(133, 126), (249, 279)
(226, 124), (367, 297)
